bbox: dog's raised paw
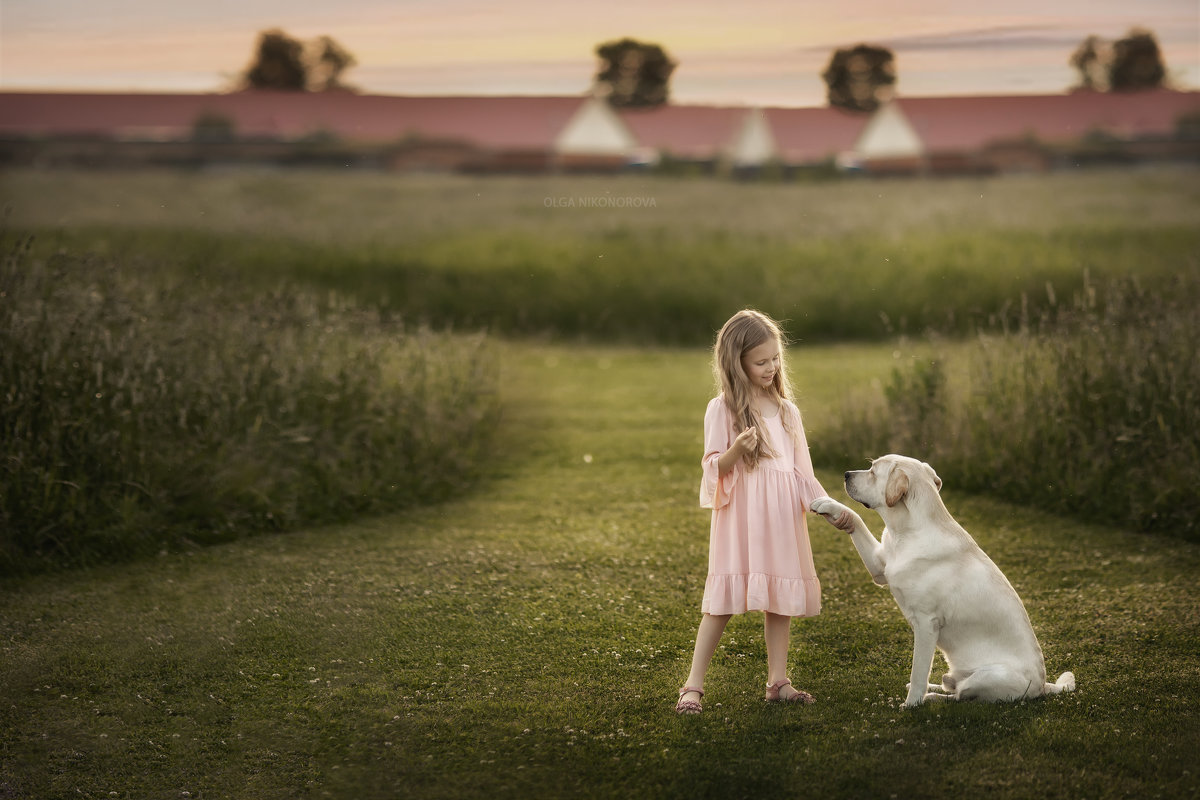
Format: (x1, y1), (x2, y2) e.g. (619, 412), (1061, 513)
(811, 497), (848, 518)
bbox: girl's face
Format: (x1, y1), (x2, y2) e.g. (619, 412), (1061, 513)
(741, 338), (780, 392)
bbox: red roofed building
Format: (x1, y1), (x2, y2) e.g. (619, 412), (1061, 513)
(763, 106), (873, 168)
(615, 104), (871, 173)
(617, 104), (750, 167)
(0, 91), (637, 171)
(1, 88), (1196, 174)
(856, 89), (1200, 173)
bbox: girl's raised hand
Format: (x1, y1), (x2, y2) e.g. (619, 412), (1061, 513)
(734, 426), (758, 455)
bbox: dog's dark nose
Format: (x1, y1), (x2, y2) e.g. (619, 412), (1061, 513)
(844, 471), (851, 481)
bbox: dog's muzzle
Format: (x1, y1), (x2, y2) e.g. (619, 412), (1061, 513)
(844, 470), (871, 508)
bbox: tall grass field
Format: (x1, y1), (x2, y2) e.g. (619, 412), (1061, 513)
(2, 167), (1197, 555)
(4, 168), (1198, 343)
(816, 272), (1200, 538)
(1, 167), (1198, 797)
(0, 343), (1197, 799)
(0, 235), (500, 573)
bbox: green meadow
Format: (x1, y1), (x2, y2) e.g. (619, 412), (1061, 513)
(5, 167), (1199, 342)
(1, 167), (1198, 798)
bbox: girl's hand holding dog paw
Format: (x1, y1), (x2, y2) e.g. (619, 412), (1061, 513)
(831, 510), (855, 531)
(811, 498), (857, 532)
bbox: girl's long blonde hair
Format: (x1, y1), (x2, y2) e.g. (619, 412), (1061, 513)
(712, 309), (801, 469)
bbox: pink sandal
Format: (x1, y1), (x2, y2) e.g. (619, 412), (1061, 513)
(676, 687), (704, 715)
(765, 679), (814, 704)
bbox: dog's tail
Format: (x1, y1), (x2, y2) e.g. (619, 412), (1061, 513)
(1043, 671), (1076, 695)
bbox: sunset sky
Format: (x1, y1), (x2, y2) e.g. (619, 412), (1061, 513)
(2, 0), (1197, 106)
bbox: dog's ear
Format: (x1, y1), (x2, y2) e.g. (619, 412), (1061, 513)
(885, 466), (910, 507)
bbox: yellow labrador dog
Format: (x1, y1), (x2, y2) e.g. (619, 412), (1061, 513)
(811, 455), (1075, 707)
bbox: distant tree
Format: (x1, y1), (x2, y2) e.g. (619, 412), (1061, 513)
(1070, 28), (1167, 93)
(1069, 35), (1109, 91)
(1109, 28), (1166, 91)
(307, 35), (357, 91)
(594, 38), (676, 108)
(240, 29), (357, 92)
(822, 44), (896, 113)
(243, 29), (307, 91)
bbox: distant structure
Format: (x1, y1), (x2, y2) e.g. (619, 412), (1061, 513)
(0, 92), (633, 172)
(1, 88), (1197, 176)
(855, 90), (1200, 174)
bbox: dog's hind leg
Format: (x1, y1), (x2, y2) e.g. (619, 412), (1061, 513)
(1042, 672), (1076, 695)
(908, 682), (954, 702)
(955, 665), (1037, 702)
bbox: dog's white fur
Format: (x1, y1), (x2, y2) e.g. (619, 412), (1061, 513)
(811, 455), (1075, 707)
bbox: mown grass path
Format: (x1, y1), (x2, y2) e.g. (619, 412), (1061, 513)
(2, 342), (1198, 799)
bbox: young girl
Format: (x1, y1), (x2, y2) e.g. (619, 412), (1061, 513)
(676, 309), (852, 714)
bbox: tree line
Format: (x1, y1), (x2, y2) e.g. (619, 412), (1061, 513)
(239, 27), (1174, 112)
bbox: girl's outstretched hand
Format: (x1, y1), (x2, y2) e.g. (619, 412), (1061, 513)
(831, 509), (855, 531)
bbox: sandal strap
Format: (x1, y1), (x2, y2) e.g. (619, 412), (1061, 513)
(765, 679), (792, 691)
(676, 686), (704, 714)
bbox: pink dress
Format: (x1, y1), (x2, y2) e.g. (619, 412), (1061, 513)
(698, 395), (826, 617)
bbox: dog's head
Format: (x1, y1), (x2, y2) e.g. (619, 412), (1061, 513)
(844, 454), (942, 512)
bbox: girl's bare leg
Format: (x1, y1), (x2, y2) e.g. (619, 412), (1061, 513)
(681, 613), (731, 702)
(764, 612), (802, 699)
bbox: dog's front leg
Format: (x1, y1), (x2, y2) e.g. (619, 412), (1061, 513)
(847, 524), (888, 586)
(904, 619), (939, 708)
(811, 498), (887, 585)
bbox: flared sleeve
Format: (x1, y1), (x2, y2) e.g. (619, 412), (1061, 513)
(786, 401), (827, 511)
(699, 396), (741, 509)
